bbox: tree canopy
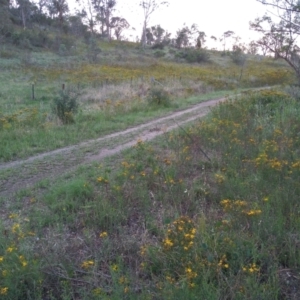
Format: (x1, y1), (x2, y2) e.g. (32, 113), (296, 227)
(251, 0), (300, 81)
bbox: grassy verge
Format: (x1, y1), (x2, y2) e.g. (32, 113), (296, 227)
(0, 87), (240, 163)
(0, 89), (299, 299)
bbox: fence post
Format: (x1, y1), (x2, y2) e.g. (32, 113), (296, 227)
(32, 83), (35, 100)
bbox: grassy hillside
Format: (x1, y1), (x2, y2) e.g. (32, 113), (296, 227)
(0, 39), (295, 162)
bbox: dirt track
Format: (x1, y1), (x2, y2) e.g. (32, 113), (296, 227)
(0, 97), (227, 198)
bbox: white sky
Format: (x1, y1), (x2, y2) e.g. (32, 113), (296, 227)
(115, 0), (268, 48)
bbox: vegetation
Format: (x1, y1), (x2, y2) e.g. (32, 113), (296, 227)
(251, 0), (300, 83)
(52, 88), (79, 124)
(1, 89), (300, 298)
(0, 37), (294, 162)
(1, 1), (300, 298)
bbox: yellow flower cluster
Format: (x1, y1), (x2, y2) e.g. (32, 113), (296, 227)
(220, 199), (248, 211)
(215, 174), (225, 184)
(185, 267), (197, 278)
(0, 107), (40, 130)
(244, 209), (262, 216)
(217, 254), (229, 270)
(19, 255), (28, 267)
(97, 176), (109, 184)
(99, 231), (108, 238)
(0, 287), (8, 295)
(81, 260), (95, 269)
(291, 160), (300, 169)
(163, 216), (196, 252)
(242, 263), (260, 274)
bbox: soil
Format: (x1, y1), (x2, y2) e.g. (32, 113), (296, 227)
(0, 97), (226, 198)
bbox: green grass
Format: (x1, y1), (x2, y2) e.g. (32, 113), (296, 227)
(0, 86), (244, 162)
(0, 41), (295, 162)
(1, 88), (300, 299)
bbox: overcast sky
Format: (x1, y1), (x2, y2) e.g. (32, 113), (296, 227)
(114, 0), (269, 48)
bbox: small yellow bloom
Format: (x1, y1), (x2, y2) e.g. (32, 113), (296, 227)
(245, 209), (262, 216)
(81, 260), (95, 269)
(119, 276), (128, 284)
(99, 232), (108, 238)
(0, 287), (8, 295)
(92, 288), (102, 295)
(6, 246), (16, 253)
(111, 264), (118, 271)
(9, 213), (18, 219)
(12, 223), (21, 233)
(19, 255), (27, 267)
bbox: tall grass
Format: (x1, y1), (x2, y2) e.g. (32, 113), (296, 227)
(1, 89), (300, 298)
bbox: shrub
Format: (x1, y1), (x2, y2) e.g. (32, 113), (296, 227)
(58, 43), (67, 56)
(176, 49), (210, 63)
(147, 87), (170, 107)
(151, 43), (165, 50)
(52, 88), (79, 124)
(230, 47), (247, 66)
(0, 48), (15, 59)
(285, 85), (300, 100)
(153, 50), (165, 58)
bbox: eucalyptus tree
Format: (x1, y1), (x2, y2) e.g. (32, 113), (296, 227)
(76, 0), (96, 34)
(110, 16), (129, 40)
(250, 0), (300, 81)
(220, 30), (235, 52)
(47, 0), (69, 27)
(140, 0), (168, 48)
(92, 0), (116, 39)
(15, 0), (35, 29)
(174, 25), (192, 48)
(145, 24), (170, 46)
(0, 0), (12, 35)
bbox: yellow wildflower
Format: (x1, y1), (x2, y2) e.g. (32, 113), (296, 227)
(93, 288), (102, 295)
(6, 246), (16, 253)
(99, 231), (108, 238)
(81, 260), (94, 269)
(263, 196), (269, 202)
(0, 287), (8, 295)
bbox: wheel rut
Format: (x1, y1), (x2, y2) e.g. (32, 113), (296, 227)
(0, 97), (225, 197)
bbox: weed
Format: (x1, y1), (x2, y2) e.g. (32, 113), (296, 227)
(147, 86), (171, 107)
(52, 88), (79, 124)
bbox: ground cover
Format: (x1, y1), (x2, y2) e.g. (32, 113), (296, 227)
(0, 44), (294, 162)
(0, 89), (299, 299)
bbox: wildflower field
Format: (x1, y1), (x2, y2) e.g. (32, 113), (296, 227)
(1, 88), (300, 299)
(0, 42), (294, 162)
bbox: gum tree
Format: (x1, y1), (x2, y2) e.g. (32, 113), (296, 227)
(140, 0), (168, 48)
(250, 0), (300, 81)
(0, 0), (12, 36)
